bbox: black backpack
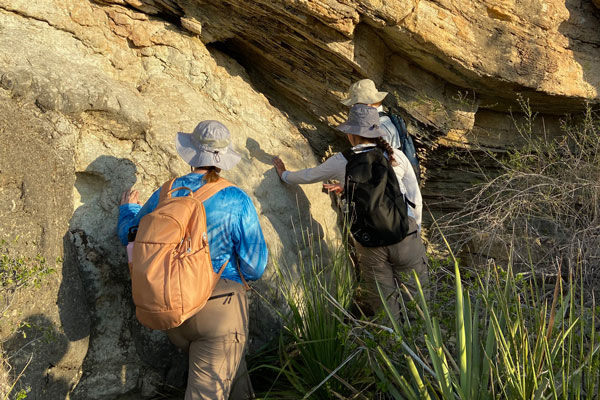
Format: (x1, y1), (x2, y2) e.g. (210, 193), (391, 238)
(342, 146), (410, 247)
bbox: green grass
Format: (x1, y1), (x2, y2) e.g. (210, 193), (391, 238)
(262, 234), (372, 399)
(252, 227), (600, 399)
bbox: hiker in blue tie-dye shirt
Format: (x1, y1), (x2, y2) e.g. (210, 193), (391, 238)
(118, 120), (267, 400)
(118, 173), (268, 285)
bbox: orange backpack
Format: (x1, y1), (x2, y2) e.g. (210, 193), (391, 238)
(130, 177), (233, 330)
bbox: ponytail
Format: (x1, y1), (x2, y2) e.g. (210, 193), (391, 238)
(375, 137), (397, 166)
(203, 167), (220, 183)
(193, 166), (221, 183)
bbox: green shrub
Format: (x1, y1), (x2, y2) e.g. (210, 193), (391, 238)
(374, 255), (599, 399)
(0, 240), (55, 296)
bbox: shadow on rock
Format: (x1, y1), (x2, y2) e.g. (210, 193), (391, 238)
(2, 314), (71, 399)
(246, 137), (331, 264)
(60, 156), (186, 399)
(244, 137), (337, 350)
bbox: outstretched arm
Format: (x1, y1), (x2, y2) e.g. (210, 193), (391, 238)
(271, 153), (346, 185)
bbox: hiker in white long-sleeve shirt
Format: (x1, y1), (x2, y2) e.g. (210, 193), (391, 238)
(275, 143), (422, 229)
(273, 78), (422, 229)
(273, 79), (422, 228)
(272, 104), (428, 321)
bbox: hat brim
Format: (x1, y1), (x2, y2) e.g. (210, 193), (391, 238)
(336, 123), (385, 138)
(340, 91), (388, 106)
(175, 132), (241, 170)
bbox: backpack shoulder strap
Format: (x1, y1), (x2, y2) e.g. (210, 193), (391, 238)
(341, 148), (354, 160)
(158, 178), (176, 203)
(194, 178), (234, 202)
(388, 113), (408, 139)
(195, 179), (250, 290)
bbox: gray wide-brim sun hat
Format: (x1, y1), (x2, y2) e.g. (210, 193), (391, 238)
(175, 120), (241, 170)
(336, 104), (385, 138)
(340, 79), (388, 106)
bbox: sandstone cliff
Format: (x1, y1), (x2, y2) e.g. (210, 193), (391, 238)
(0, 0), (598, 398)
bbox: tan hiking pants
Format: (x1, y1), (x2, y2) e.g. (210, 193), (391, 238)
(167, 279), (253, 400)
(355, 217), (429, 321)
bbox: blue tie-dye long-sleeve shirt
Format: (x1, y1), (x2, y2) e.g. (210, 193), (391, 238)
(118, 173), (268, 285)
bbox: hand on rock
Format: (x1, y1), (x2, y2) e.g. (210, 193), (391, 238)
(323, 183), (343, 194)
(272, 156), (287, 181)
(120, 189), (141, 205)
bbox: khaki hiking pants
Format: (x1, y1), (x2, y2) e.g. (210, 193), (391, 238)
(167, 279), (253, 400)
(355, 217), (429, 322)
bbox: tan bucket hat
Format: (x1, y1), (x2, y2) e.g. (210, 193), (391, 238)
(175, 120), (241, 170)
(340, 79), (388, 106)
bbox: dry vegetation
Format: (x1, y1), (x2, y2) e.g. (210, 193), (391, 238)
(439, 98), (600, 289)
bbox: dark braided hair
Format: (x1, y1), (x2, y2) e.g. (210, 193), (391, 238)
(374, 137), (397, 166)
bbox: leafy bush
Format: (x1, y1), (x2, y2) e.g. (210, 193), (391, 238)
(1, 239), (55, 296)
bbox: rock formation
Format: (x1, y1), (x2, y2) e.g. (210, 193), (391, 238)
(0, 0), (598, 398)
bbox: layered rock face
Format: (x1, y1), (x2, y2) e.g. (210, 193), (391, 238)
(102, 0), (599, 116)
(0, 0), (598, 398)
